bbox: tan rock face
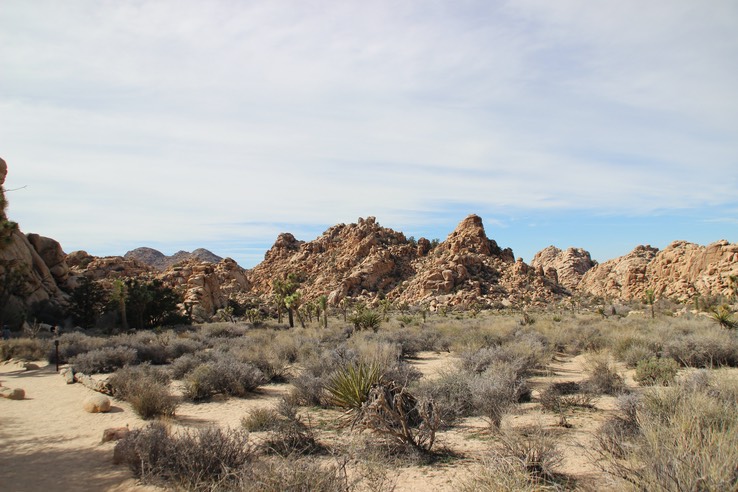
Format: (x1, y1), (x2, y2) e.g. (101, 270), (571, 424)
(249, 214), (560, 310)
(576, 240), (738, 302)
(531, 246), (596, 291)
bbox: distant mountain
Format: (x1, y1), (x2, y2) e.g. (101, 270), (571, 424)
(124, 247), (223, 270)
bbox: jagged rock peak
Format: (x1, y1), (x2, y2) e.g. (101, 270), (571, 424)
(442, 214), (504, 257)
(125, 247), (223, 270)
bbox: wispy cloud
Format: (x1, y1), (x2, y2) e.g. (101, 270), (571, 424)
(1, 0), (736, 266)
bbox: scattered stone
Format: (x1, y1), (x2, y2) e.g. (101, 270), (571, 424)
(83, 394), (111, 413)
(23, 362), (40, 371)
(102, 426), (130, 443)
(0, 386), (25, 400)
(60, 367), (75, 384)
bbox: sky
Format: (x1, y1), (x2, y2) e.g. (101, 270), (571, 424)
(1, 1), (737, 268)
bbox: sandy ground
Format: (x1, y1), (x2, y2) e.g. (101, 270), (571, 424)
(1, 352), (627, 491)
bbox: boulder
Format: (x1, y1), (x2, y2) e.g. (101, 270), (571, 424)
(102, 426), (130, 443)
(83, 394), (112, 413)
(0, 386), (25, 400)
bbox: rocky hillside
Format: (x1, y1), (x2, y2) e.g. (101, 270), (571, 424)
(249, 214), (564, 309)
(577, 241), (738, 302)
(124, 247), (223, 270)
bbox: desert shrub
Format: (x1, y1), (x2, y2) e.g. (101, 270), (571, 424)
(48, 332), (107, 364)
(598, 376), (738, 491)
(471, 363), (531, 429)
(241, 407), (283, 432)
(620, 344), (657, 368)
(377, 326), (450, 358)
(258, 399), (327, 457)
(289, 372), (327, 407)
(169, 352), (212, 379)
(539, 382), (597, 427)
(461, 455), (560, 492)
(353, 382), (439, 453)
(0, 338), (47, 361)
(114, 422), (252, 489)
(242, 457), (349, 492)
(288, 346), (357, 407)
(414, 370), (474, 424)
(634, 357), (679, 386)
(458, 336), (547, 377)
(582, 354), (627, 395)
(109, 365), (177, 419)
(69, 346), (138, 374)
(116, 331), (171, 365)
(662, 327), (738, 367)
(595, 393), (642, 459)
(183, 356), (266, 401)
(197, 322), (250, 340)
(496, 425), (564, 483)
(167, 335), (204, 360)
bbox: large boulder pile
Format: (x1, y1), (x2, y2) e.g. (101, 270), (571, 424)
(248, 214), (563, 309)
(530, 246), (597, 291)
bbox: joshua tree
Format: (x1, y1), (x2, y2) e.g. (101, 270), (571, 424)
(644, 289), (655, 319)
(317, 295), (328, 328)
(272, 273), (300, 326)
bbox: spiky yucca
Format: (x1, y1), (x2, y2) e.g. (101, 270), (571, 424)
(325, 362), (382, 410)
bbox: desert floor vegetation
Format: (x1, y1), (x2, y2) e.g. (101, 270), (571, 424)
(2, 306), (738, 490)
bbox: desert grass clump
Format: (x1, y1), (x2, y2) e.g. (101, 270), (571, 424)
(662, 326), (738, 367)
(183, 355), (265, 401)
(108, 364), (177, 419)
(114, 422), (252, 490)
(633, 356), (679, 386)
(492, 425), (565, 487)
(539, 382), (597, 427)
(242, 457), (349, 492)
(582, 353), (627, 395)
(69, 346), (138, 374)
(471, 363), (531, 430)
(259, 399), (327, 457)
(0, 337), (47, 361)
(241, 407), (283, 432)
(597, 375), (738, 491)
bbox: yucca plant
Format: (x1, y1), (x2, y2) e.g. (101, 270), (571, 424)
(350, 310), (382, 332)
(709, 304), (737, 330)
(325, 362), (382, 410)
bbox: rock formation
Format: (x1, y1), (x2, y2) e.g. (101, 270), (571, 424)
(249, 214), (562, 310)
(530, 246), (597, 291)
(124, 247), (223, 271)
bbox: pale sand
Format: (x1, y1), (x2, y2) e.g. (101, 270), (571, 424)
(1, 352), (625, 491)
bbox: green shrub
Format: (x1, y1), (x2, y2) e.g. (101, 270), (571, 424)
(325, 361), (382, 410)
(350, 310), (382, 332)
(634, 357), (679, 386)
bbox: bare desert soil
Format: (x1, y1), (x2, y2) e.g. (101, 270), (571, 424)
(0, 348), (638, 492)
